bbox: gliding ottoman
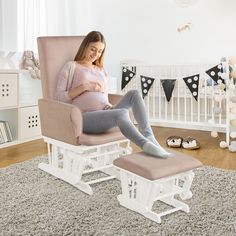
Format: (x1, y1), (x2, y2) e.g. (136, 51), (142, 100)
(113, 150), (202, 223)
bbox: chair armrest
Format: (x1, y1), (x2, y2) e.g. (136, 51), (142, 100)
(108, 93), (123, 106)
(38, 98), (83, 145)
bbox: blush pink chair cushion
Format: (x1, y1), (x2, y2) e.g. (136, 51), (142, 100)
(38, 36), (84, 100)
(113, 149), (203, 180)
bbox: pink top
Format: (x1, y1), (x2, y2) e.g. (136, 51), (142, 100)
(56, 61), (109, 112)
(71, 64), (109, 112)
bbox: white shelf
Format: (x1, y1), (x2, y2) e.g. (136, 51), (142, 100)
(0, 106), (18, 110)
(0, 69), (42, 148)
(0, 136), (42, 148)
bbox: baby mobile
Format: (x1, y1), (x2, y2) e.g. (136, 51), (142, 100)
(121, 58), (236, 152)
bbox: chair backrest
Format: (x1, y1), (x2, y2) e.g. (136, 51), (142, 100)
(37, 36), (84, 99)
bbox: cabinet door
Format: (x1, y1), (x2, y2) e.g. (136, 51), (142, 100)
(0, 74), (18, 108)
(18, 106), (41, 140)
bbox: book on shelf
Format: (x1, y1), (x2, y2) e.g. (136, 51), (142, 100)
(0, 120), (13, 144)
(0, 126), (4, 144)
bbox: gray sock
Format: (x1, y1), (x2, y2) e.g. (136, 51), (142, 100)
(147, 135), (160, 146)
(142, 141), (171, 158)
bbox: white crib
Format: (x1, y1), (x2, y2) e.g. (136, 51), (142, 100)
(120, 60), (236, 148)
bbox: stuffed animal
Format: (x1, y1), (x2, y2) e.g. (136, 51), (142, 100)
(20, 50), (40, 79)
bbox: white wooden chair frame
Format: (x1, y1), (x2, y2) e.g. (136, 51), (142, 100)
(116, 167), (194, 223)
(39, 137), (132, 195)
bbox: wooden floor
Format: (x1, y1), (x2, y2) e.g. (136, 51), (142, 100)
(0, 126), (235, 170)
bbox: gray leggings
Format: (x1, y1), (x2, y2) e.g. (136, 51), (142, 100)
(82, 90), (154, 148)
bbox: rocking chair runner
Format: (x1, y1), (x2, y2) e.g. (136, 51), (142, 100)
(37, 36), (132, 195)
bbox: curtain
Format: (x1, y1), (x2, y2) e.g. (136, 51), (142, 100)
(17, 0), (91, 52)
(17, 0), (48, 52)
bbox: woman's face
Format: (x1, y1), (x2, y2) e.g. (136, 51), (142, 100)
(84, 41), (105, 63)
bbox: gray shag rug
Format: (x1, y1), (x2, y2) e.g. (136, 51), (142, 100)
(1, 156), (236, 236)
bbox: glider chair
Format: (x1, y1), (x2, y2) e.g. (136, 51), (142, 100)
(37, 36), (132, 195)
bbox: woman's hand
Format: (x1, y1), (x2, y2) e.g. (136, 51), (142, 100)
(103, 103), (113, 110)
(68, 82), (104, 99)
(83, 82), (104, 92)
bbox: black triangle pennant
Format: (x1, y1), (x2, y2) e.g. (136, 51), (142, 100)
(121, 67), (136, 90)
(140, 75), (155, 98)
(183, 74), (200, 101)
(205, 63), (225, 85)
(160, 79), (176, 102)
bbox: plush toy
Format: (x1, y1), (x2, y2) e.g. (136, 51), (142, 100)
(20, 50), (40, 79)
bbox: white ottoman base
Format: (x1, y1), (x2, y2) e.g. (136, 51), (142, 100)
(116, 167), (194, 224)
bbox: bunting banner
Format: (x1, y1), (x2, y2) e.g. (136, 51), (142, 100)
(120, 62), (227, 101)
(121, 67), (136, 90)
(160, 79), (176, 102)
(183, 74), (200, 101)
(205, 63), (225, 86)
(140, 75), (155, 98)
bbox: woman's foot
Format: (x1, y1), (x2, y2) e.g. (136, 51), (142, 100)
(147, 135), (161, 146)
(142, 141), (171, 158)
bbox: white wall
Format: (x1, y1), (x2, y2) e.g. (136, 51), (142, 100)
(65, 0), (92, 35)
(90, 0), (236, 78)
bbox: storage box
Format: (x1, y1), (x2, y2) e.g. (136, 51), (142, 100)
(18, 106), (41, 140)
(0, 74), (18, 108)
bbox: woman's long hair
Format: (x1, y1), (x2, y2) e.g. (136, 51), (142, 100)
(74, 31), (106, 68)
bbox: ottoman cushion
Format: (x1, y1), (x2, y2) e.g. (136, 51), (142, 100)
(113, 149), (202, 180)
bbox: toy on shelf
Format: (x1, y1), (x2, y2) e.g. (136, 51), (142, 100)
(20, 50), (40, 79)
